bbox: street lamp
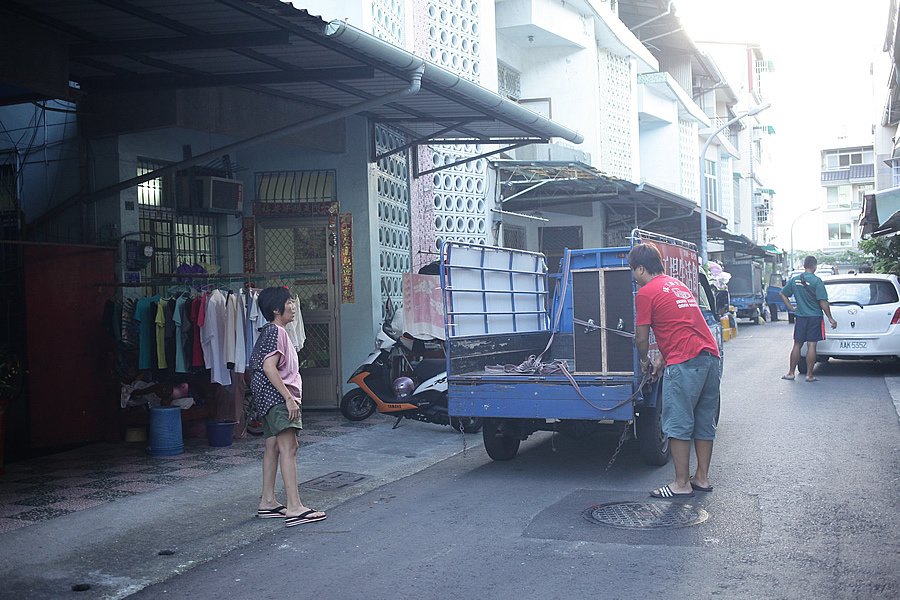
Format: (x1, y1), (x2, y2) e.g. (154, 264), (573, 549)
(699, 102), (772, 264)
(789, 206), (821, 270)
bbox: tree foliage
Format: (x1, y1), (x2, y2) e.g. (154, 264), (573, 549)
(794, 248), (868, 266)
(859, 237), (900, 274)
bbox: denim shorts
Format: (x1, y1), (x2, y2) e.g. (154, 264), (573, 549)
(793, 316), (825, 343)
(662, 351), (721, 441)
(262, 402), (303, 438)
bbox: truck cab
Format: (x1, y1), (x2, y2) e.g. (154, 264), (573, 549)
(725, 262), (766, 323)
(766, 272), (796, 323)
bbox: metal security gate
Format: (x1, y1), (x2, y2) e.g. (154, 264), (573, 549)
(256, 218), (340, 409)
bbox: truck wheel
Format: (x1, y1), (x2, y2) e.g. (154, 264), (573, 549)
(450, 416), (483, 433)
(482, 419), (520, 461)
(748, 308), (760, 324)
(788, 313), (795, 324)
(768, 303), (779, 321)
(797, 360), (807, 375)
(637, 380), (670, 466)
(340, 388), (376, 421)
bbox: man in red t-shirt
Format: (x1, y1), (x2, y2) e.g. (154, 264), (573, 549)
(629, 242), (721, 499)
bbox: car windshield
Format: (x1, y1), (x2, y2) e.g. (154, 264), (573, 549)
(824, 280), (899, 306)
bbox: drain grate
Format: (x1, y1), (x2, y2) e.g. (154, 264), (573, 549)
(583, 501), (709, 530)
(302, 471), (368, 491)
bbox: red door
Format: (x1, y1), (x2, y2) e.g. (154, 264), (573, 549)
(24, 244), (116, 448)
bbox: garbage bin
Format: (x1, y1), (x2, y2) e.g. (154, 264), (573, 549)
(148, 406), (183, 456)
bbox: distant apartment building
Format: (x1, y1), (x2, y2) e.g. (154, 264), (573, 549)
(821, 145), (874, 249)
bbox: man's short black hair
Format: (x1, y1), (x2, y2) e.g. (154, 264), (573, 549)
(803, 255), (817, 269)
(627, 243), (664, 275)
(257, 286), (291, 322)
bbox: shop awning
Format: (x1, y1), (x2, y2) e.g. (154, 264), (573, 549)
(713, 230), (780, 259)
(492, 160), (726, 237)
(1, 0), (582, 156)
(862, 188), (900, 236)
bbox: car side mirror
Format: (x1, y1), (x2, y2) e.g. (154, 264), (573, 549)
(714, 290), (730, 317)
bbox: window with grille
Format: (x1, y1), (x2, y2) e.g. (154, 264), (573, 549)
(892, 159), (900, 187)
(256, 170), (336, 205)
(498, 62), (522, 101)
(137, 158), (218, 276)
(137, 157), (173, 207)
(503, 225), (526, 250)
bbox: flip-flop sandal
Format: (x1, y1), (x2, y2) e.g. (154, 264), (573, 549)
(690, 481), (713, 492)
(649, 484), (694, 499)
(285, 509), (327, 527)
(781, 375), (795, 380)
(806, 377), (819, 382)
(256, 505), (287, 518)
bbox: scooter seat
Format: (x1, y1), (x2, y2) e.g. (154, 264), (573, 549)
(413, 358), (445, 382)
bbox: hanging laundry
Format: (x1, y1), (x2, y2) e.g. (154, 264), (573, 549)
(284, 293), (306, 351)
(191, 294), (206, 368)
(134, 294), (160, 370)
(201, 289), (231, 386)
(173, 294), (190, 373)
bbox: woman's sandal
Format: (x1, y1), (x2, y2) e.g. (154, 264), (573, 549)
(285, 509), (327, 527)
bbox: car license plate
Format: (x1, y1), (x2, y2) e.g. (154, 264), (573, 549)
(839, 340), (867, 349)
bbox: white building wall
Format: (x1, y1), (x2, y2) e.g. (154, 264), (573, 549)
(680, 119), (699, 201)
(597, 49), (634, 180)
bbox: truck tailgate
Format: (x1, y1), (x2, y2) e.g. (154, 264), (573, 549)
(449, 375), (635, 421)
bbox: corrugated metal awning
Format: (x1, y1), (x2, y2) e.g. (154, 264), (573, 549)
(1, 0), (582, 149)
(490, 160), (726, 237)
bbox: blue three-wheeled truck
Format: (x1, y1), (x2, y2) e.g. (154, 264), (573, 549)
(440, 230), (723, 465)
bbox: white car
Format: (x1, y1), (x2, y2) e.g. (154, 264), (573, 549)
(799, 273), (900, 373)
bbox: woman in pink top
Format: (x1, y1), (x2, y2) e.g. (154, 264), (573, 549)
(248, 287), (326, 527)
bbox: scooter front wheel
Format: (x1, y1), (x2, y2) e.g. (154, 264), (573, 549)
(340, 388), (377, 421)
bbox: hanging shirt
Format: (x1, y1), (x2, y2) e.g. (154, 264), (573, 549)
(202, 289), (231, 386)
(242, 289), (255, 363)
(155, 299), (169, 370)
(191, 295), (206, 368)
(173, 295), (189, 373)
(248, 292), (267, 347)
(224, 291), (237, 369)
(233, 291), (247, 373)
(134, 295), (159, 370)
(181, 295), (194, 369)
(283, 294), (306, 351)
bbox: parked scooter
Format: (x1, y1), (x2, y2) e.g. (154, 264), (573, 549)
(340, 313), (482, 433)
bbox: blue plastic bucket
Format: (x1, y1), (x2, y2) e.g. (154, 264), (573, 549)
(148, 406), (183, 456)
(206, 421), (236, 447)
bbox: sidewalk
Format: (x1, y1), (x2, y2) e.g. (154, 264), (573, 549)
(0, 411), (480, 599)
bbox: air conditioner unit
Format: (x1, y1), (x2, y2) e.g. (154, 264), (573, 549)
(176, 175), (243, 214)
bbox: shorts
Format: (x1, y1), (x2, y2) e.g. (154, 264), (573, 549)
(262, 402), (303, 438)
(793, 316), (825, 343)
(662, 351), (721, 441)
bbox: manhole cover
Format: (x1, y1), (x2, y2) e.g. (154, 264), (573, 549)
(583, 501), (709, 530)
(302, 471), (368, 491)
